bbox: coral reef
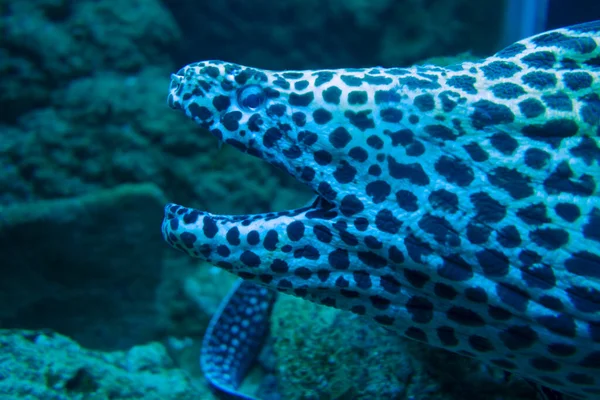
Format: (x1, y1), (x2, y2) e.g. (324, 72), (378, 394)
(0, 329), (205, 399)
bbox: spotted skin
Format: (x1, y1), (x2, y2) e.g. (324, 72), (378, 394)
(201, 279), (275, 400)
(163, 21), (600, 399)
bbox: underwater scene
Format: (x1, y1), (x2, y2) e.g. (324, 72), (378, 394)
(1, 0), (600, 399)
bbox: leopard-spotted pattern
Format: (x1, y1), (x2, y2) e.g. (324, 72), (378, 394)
(163, 21), (600, 399)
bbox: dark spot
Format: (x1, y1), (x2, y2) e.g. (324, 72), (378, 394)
(313, 108), (333, 124)
(565, 251), (600, 279)
(465, 287), (488, 303)
(414, 93), (435, 111)
(317, 269), (330, 282)
(388, 246), (404, 264)
(348, 91), (368, 105)
(522, 71), (557, 90)
(490, 132), (518, 155)
(471, 191), (506, 223)
(375, 209), (402, 234)
(345, 110), (375, 131)
(340, 194), (364, 217)
(388, 156), (430, 185)
(354, 217), (369, 231)
(429, 189), (459, 213)
(406, 296), (434, 323)
(374, 90), (401, 104)
(351, 305), (366, 315)
(203, 216), (218, 238)
(530, 357), (560, 372)
(247, 230), (260, 245)
(547, 89), (577, 111)
(405, 234), (433, 264)
(437, 254), (473, 281)
(366, 180), (391, 204)
(435, 155), (474, 187)
(314, 150), (332, 166)
(322, 86), (342, 104)
(447, 306), (485, 327)
(521, 263), (555, 290)
(435, 282), (458, 300)
(567, 286), (600, 313)
(263, 127), (282, 148)
(328, 249), (350, 270)
(488, 305), (512, 321)
(583, 208), (600, 243)
(563, 71), (593, 91)
(497, 283), (530, 312)
(463, 142), (489, 162)
(380, 108), (403, 123)
(270, 259), (289, 273)
(357, 251), (388, 269)
(314, 71), (334, 86)
(418, 214), (460, 246)
(353, 270), (372, 289)
(571, 136), (600, 166)
(536, 313), (576, 337)
(424, 125), (458, 141)
(405, 327), (428, 342)
(437, 326), (459, 347)
(490, 82), (526, 99)
(366, 135), (383, 149)
(329, 127), (352, 148)
(447, 75), (477, 94)
(340, 75), (363, 87)
(381, 274), (401, 294)
(469, 335), (494, 352)
(481, 61), (522, 80)
(212, 95), (231, 112)
(499, 325), (538, 350)
(488, 167), (533, 199)
(294, 267), (312, 280)
(476, 248), (509, 277)
(548, 343), (577, 357)
(471, 100), (515, 129)
(403, 269), (429, 288)
(240, 250), (260, 267)
(518, 98), (546, 118)
(524, 148), (550, 169)
(374, 315), (395, 326)
(221, 111), (242, 131)
(333, 161), (357, 184)
(263, 230), (278, 251)
(226, 227), (241, 245)
(370, 295), (391, 310)
(544, 161), (595, 197)
(399, 76), (440, 90)
(530, 227), (569, 250)
(289, 92), (314, 107)
(313, 224), (332, 243)
(286, 221), (305, 241)
(579, 351), (600, 369)
(335, 276), (349, 288)
(521, 51), (556, 69)
(555, 203), (581, 222)
(466, 222), (491, 244)
(179, 231), (197, 248)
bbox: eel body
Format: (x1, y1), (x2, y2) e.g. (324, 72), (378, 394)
(163, 21), (600, 399)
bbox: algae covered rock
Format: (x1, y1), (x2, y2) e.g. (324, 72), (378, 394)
(270, 294), (412, 399)
(0, 329), (205, 399)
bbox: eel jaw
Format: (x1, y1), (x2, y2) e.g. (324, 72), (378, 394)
(161, 195), (336, 266)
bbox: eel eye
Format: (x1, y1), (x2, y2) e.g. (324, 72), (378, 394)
(237, 85), (265, 111)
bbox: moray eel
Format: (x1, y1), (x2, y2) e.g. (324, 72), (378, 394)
(163, 21), (600, 399)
